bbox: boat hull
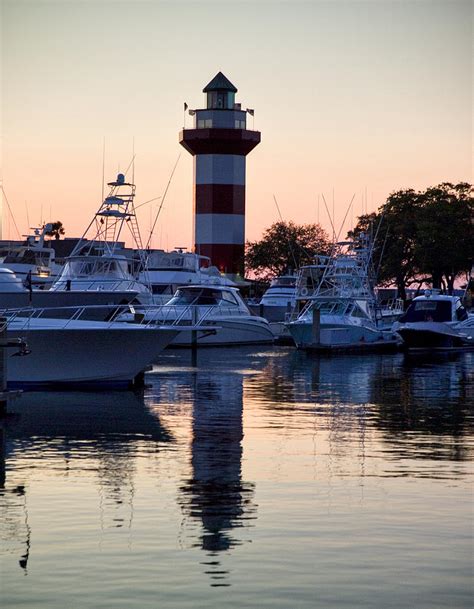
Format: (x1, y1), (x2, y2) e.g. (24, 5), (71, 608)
(288, 320), (396, 350)
(398, 326), (474, 351)
(170, 318), (274, 347)
(6, 325), (179, 389)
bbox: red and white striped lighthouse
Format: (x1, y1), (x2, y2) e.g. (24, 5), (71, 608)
(179, 72), (260, 278)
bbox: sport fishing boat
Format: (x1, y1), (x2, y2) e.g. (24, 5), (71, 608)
(50, 174), (152, 304)
(393, 291), (474, 351)
(141, 248), (234, 304)
(133, 285), (274, 346)
(286, 235), (399, 351)
(2, 304), (203, 389)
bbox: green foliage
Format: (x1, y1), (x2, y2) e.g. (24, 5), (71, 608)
(45, 221), (65, 240)
(245, 221), (331, 280)
(349, 182), (473, 299)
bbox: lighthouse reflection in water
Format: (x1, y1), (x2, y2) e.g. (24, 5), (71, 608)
(1, 348), (472, 609)
(176, 368), (256, 584)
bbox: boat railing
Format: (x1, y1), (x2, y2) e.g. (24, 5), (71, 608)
(52, 278), (145, 292)
(0, 302), (224, 331)
(383, 298), (404, 312)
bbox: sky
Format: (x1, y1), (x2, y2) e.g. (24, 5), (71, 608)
(1, 0), (472, 249)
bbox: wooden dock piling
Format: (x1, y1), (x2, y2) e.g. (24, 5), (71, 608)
(311, 308), (321, 345)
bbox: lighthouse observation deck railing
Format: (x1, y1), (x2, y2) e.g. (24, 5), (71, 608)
(196, 119), (247, 130)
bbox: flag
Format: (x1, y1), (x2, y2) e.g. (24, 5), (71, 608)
(184, 102), (188, 111)
(247, 108), (254, 116)
(188, 109), (196, 116)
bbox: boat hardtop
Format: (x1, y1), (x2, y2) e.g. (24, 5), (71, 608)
(399, 292), (469, 323)
(166, 284), (248, 309)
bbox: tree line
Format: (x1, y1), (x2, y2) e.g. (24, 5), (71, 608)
(245, 182), (473, 300)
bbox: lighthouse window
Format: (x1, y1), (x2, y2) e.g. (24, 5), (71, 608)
(197, 119), (213, 129)
(235, 119), (246, 129)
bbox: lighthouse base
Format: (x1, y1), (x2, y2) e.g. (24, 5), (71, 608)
(195, 243), (245, 278)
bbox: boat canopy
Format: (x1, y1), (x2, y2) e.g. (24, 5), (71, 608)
(167, 286), (240, 306)
(58, 255), (130, 280)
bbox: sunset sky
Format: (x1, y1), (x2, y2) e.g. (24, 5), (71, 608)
(1, 0), (472, 249)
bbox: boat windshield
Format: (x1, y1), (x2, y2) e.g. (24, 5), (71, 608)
(167, 288), (238, 306)
(400, 300), (452, 323)
(4, 250), (51, 265)
(60, 257), (129, 279)
(314, 301), (350, 316)
(270, 276), (296, 288)
(147, 252), (204, 272)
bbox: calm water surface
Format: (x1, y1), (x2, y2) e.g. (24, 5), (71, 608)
(1, 348), (473, 608)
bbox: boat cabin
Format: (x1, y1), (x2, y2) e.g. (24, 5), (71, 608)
(56, 255), (131, 281)
(400, 294), (468, 323)
(166, 286), (245, 308)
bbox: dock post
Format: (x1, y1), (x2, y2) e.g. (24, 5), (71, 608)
(311, 308), (321, 346)
(0, 317), (7, 417)
(191, 306), (198, 366)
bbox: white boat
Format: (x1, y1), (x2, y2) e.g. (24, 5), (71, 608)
(249, 274), (296, 321)
(0, 225), (62, 288)
(135, 285), (274, 346)
(287, 235), (399, 351)
(2, 305), (198, 389)
(141, 249), (235, 304)
(0, 266), (143, 316)
(248, 274), (297, 342)
(393, 292), (474, 351)
(50, 173), (152, 304)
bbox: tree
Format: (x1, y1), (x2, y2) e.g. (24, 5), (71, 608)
(414, 183), (473, 293)
(245, 221), (331, 280)
(45, 221), (65, 240)
(349, 182), (473, 300)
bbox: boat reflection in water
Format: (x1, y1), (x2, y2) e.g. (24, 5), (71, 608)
(244, 349), (474, 464)
(0, 391), (171, 573)
(1, 347), (472, 606)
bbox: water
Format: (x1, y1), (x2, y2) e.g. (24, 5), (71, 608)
(1, 348), (473, 608)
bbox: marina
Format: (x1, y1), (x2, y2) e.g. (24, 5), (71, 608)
(1, 1), (473, 606)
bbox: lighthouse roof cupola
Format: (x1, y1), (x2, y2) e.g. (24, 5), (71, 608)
(203, 72), (237, 110)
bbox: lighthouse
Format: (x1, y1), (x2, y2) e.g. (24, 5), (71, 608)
(179, 72), (260, 279)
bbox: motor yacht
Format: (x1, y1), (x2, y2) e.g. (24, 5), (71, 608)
(50, 173), (152, 304)
(248, 274), (297, 342)
(248, 275), (296, 321)
(286, 235), (399, 351)
(135, 284), (274, 346)
(393, 292), (474, 350)
(0, 225), (62, 288)
(141, 249), (234, 304)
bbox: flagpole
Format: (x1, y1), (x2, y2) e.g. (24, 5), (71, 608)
(183, 102), (188, 129)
